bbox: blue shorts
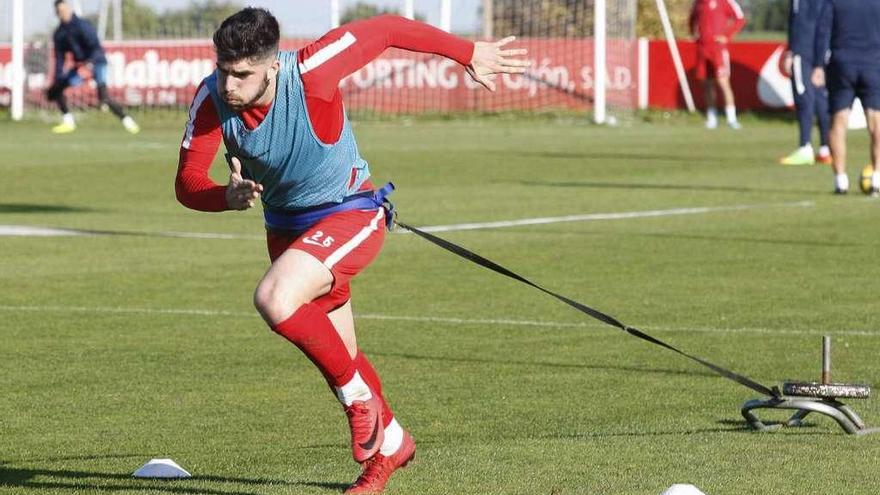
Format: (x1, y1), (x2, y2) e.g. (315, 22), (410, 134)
(62, 61), (109, 87)
(827, 60), (880, 113)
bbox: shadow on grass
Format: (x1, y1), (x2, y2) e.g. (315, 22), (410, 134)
(0, 203), (94, 214)
(553, 419), (827, 439)
(515, 179), (819, 196)
(0, 459), (348, 494)
(372, 350), (715, 378)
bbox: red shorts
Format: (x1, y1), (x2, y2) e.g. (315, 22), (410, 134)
(695, 44), (731, 80)
(266, 207), (386, 313)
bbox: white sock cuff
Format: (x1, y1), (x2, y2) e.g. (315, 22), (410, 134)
(872, 170), (880, 188)
(335, 371), (372, 406)
(379, 418), (404, 456)
(835, 173), (849, 190)
(725, 105), (737, 121)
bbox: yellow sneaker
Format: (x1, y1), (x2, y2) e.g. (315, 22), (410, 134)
(122, 116), (140, 134)
(779, 147), (815, 166)
(51, 122), (76, 134)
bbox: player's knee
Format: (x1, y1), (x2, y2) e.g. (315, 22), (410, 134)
(253, 279), (306, 324)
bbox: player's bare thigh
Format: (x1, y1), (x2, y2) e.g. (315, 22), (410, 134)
(253, 248), (333, 324)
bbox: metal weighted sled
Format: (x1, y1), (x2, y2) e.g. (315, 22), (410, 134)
(741, 336), (878, 435)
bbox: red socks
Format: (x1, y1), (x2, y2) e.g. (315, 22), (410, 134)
(271, 304), (395, 426)
(354, 351), (394, 428)
(271, 303), (356, 387)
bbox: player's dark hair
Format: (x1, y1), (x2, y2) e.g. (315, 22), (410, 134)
(213, 8), (280, 63)
(54, 0), (66, 6)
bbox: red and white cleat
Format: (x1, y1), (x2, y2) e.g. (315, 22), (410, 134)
(344, 431), (416, 494)
(345, 397), (384, 463)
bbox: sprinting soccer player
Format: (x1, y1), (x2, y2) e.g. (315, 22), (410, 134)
(174, 8), (528, 493)
(47, 0), (139, 134)
(779, 0), (832, 166)
(689, 0), (746, 129)
(812, 0), (880, 194)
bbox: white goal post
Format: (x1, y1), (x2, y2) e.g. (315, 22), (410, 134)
(10, 0), (23, 120)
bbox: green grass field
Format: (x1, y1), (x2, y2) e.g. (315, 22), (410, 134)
(2, 112), (879, 495)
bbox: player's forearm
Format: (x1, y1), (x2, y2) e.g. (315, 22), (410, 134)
(175, 176), (228, 212)
(175, 152), (228, 212)
(813, 20), (831, 64)
(302, 15), (474, 101)
(86, 49), (103, 64)
(725, 18), (746, 39)
(379, 15), (474, 66)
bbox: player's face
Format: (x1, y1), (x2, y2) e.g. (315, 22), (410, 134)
(216, 56), (279, 111)
(55, 3), (74, 23)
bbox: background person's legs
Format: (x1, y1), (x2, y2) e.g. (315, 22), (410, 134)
(867, 109), (880, 193)
(46, 71), (77, 133)
(781, 56), (820, 165)
(816, 84), (832, 160)
(704, 79), (718, 129)
(717, 76), (740, 129)
(829, 109), (850, 192)
(825, 59), (858, 192)
(93, 63), (140, 134)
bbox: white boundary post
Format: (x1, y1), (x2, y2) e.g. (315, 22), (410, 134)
(440, 0), (452, 31)
(98, 0), (109, 40)
(11, 0), (24, 121)
(404, 0), (415, 19)
(593, 0), (607, 124)
(330, 0), (340, 28)
(638, 37), (649, 110)
(656, 0), (695, 112)
(482, 0), (493, 39)
(112, 0), (122, 41)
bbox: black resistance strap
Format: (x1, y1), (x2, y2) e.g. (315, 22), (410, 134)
(396, 220), (780, 398)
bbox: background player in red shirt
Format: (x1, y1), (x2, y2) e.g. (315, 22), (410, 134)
(176, 9), (529, 494)
(689, 0), (747, 129)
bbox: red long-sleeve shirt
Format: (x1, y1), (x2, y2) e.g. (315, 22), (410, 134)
(176, 15), (474, 212)
(689, 0), (746, 47)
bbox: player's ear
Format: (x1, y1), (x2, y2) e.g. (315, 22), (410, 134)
(267, 58), (280, 80)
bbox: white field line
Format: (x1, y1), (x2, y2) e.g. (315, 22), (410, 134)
(0, 200), (814, 238)
(0, 304), (876, 337)
(403, 200), (815, 233)
(0, 225), (263, 240)
(0, 226), (90, 237)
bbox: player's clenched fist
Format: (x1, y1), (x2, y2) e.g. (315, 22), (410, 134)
(225, 156), (263, 210)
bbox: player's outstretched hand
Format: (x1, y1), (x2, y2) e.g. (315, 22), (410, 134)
(466, 36), (530, 92)
(225, 156), (263, 211)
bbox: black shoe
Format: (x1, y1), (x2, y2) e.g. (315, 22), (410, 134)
(834, 188), (849, 195)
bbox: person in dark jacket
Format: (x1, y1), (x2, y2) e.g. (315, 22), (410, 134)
(812, 0), (880, 194)
(48, 0), (139, 134)
(779, 0), (832, 165)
